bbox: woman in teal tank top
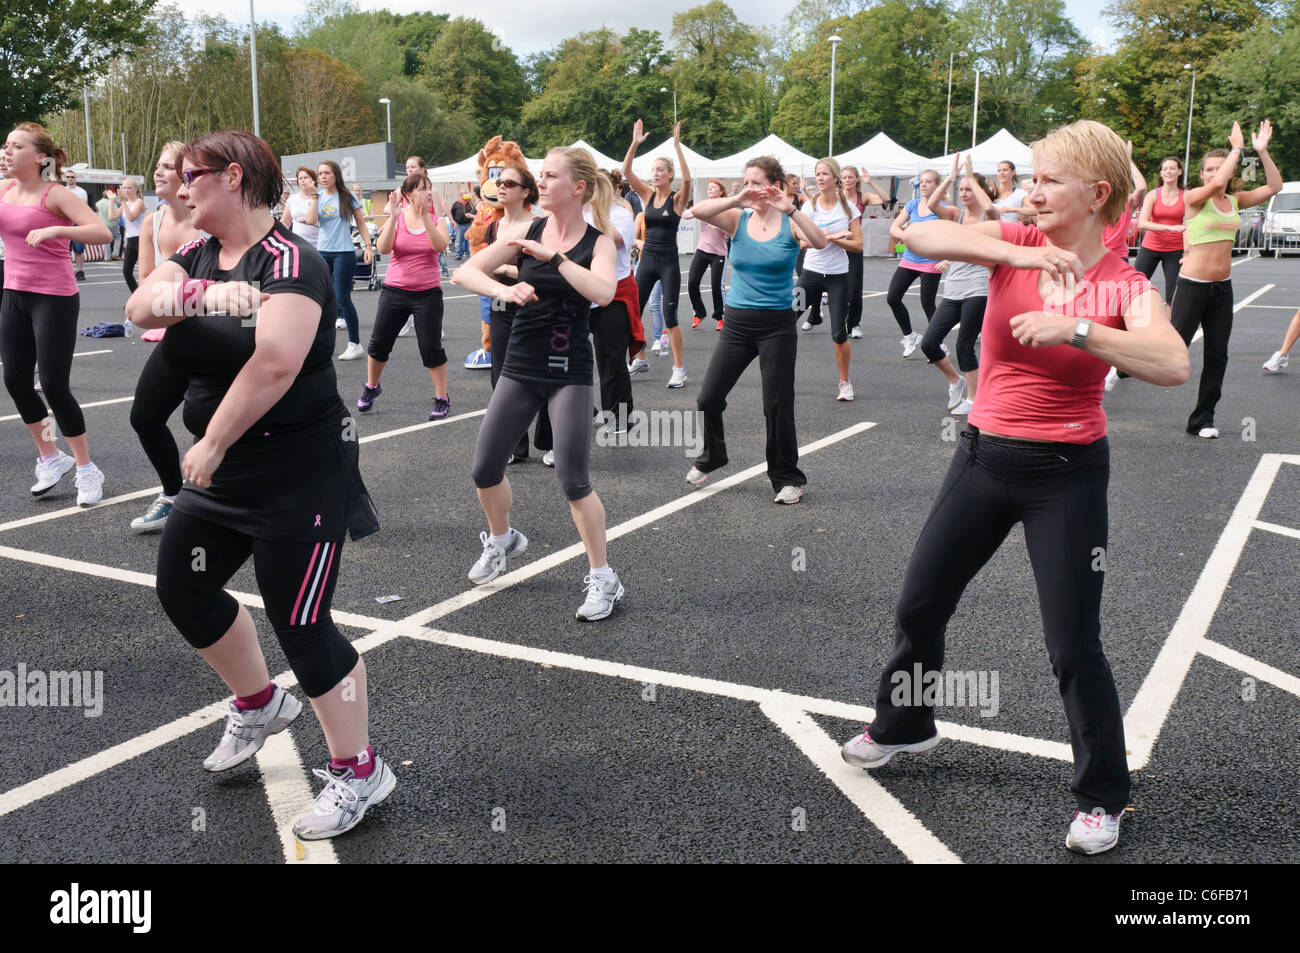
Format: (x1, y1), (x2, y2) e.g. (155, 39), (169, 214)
(1171, 120), (1281, 438)
(680, 155), (826, 504)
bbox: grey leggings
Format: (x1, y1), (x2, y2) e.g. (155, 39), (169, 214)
(472, 376), (594, 501)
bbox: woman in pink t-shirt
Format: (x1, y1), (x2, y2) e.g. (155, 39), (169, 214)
(356, 171), (450, 420)
(688, 179), (729, 329)
(839, 121), (1189, 857)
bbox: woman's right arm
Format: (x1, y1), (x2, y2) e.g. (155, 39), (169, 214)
(1184, 123), (1244, 208)
(1136, 190), (1180, 231)
(138, 213), (157, 280)
(889, 205), (912, 242)
(622, 120), (653, 204)
(686, 194), (743, 236)
(375, 208), (399, 256)
(450, 221), (535, 301)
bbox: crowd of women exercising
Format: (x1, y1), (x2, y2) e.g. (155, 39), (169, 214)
(0, 111), (1289, 854)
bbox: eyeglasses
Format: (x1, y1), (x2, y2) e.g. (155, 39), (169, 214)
(497, 180), (522, 190)
(182, 168), (224, 185)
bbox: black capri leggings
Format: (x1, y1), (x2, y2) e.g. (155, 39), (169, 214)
(1133, 247), (1181, 304)
(1170, 276), (1233, 433)
(920, 296), (986, 370)
(472, 377), (593, 501)
(886, 265), (940, 335)
(123, 236), (140, 293)
(868, 429), (1129, 815)
(130, 346), (187, 498)
(688, 251), (725, 322)
(796, 270), (850, 344)
(489, 310), (552, 458)
(0, 289), (86, 438)
(368, 285), (446, 367)
(846, 250), (865, 330)
(156, 509), (358, 699)
(637, 247), (681, 330)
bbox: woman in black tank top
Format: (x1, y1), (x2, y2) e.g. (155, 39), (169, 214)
(623, 119), (692, 388)
(453, 147), (628, 622)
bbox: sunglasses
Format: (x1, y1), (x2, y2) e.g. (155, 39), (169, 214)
(182, 167), (225, 185)
(497, 180), (522, 190)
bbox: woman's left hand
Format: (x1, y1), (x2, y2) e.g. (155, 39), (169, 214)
(25, 227), (61, 248)
(362, 246), (374, 265)
(182, 436), (226, 490)
(506, 238), (555, 261)
(1009, 310), (1074, 348)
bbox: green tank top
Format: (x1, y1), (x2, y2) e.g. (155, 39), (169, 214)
(1186, 193), (1238, 246)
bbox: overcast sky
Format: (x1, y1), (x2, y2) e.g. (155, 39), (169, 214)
(214, 0), (1114, 57)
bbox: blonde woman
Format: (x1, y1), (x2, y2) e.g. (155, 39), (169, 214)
(114, 176), (147, 292)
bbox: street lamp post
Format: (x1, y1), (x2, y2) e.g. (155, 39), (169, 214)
(659, 86), (677, 126)
(249, 0), (260, 136)
(943, 50), (968, 155)
(972, 70), (980, 149)
(83, 84), (93, 167)
(379, 97), (392, 142)
(1183, 64), (1196, 177)
(828, 35), (842, 156)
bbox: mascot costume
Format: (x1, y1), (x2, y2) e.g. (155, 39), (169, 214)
(464, 136), (527, 365)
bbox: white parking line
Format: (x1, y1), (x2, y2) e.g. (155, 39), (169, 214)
(256, 730), (338, 864)
(0, 349), (112, 367)
(0, 395), (134, 423)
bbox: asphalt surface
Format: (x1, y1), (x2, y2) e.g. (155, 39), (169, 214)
(1, 251), (1297, 864)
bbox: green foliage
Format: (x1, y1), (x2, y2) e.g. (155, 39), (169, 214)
(669, 2), (768, 155)
(422, 17), (528, 145)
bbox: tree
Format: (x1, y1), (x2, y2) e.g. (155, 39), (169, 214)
(422, 17), (527, 144)
(668, 2), (767, 155)
(2, 0), (155, 132)
(283, 48), (379, 152)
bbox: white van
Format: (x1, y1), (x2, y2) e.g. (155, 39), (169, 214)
(1261, 181), (1300, 256)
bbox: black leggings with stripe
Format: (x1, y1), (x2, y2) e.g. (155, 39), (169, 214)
(637, 247), (681, 329)
(156, 510), (357, 698)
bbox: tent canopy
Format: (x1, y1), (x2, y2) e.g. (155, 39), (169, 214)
(705, 133), (819, 179)
(835, 132), (931, 178)
(929, 128), (1035, 177)
(630, 138), (714, 181)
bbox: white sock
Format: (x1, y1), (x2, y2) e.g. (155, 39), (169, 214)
(590, 565), (615, 581)
(76, 462), (96, 473)
(489, 530), (514, 548)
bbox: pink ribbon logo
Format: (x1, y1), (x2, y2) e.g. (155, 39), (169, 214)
(314, 514), (321, 527)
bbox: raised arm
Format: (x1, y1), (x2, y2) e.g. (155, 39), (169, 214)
(671, 122), (691, 216)
(622, 120), (653, 204)
(859, 167), (886, 204)
(926, 155), (962, 221)
(1184, 122), (1244, 209)
(683, 193), (744, 236)
(1234, 120), (1282, 210)
(1127, 142), (1147, 209)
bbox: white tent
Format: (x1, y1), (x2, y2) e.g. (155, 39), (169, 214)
(425, 152), (485, 185)
(835, 132), (931, 178)
(929, 128), (1034, 177)
(705, 133), (819, 179)
(568, 139), (625, 171)
(630, 138), (715, 180)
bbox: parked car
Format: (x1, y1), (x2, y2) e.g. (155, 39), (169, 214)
(1261, 181), (1300, 256)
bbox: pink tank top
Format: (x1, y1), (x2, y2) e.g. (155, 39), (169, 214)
(0, 182), (77, 296)
(382, 211), (442, 292)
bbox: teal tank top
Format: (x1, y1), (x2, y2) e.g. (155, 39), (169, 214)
(726, 209), (800, 311)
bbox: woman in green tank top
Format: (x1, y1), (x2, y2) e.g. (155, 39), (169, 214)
(1170, 120), (1281, 438)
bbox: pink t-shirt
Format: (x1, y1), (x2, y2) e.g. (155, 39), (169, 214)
(968, 222), (1155, 444)
(382, 211), (442, 292)
(0, 182), (77, 296)
(1101, 199), (1132, 258)
(697, 220), (728, 257)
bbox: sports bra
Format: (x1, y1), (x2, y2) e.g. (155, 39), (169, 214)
(1185, 193), (1239, 246)
(642, 190), (680, 249)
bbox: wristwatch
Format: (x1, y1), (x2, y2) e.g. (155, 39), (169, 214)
(549, 250), (569, 268)
(1068, 318), (1092, 349)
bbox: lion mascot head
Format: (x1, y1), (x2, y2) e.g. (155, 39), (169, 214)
(466, 135), (528, 254)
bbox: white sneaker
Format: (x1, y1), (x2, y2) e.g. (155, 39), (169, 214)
(31, 450), (75, 496)
(203, 686), (302, 772)
(337, 342), (365, 360)
(849, 326), (863, 339)
(801, 320), (813, 331)
(1197, 427), (1219, 439)
(1104, 366), (1120, 391)
(335, 317), (346, 329)
(1066, 807), (1122, 855)
(685, 466), (709, 487)
(773, 485), (803, 504)
(74, 464), (105, 507)
(902, 332), (921, 358)
(628, 357), (649, 374)
(1263, 350), (1288, 372)
(467, 528), (528, 585)
(841, 728), (941, 768)
(667, 367), (687, 388)
(397, 316), (415, 337)
(650, 338), (663, 355)
(947, 377), (967, 409)
(575, 571), (624, 621)
(836, 380), (854, 401)
(951, 398), (973, 415)
(293, 758), (397, 840)
(542, 450), (555, 468)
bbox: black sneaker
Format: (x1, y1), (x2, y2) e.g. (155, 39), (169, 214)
(357, 382), (381, 413)
(429, 395), (450, 420)
(76, 271), (86, 281)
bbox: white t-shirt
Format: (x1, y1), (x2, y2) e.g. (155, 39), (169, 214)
(584, 202), (637, 283)
(67, 185), (89, 206)
(286, 192), (320, 244)
(993, 188), (1027, 223)
(800, 196), (860, 275)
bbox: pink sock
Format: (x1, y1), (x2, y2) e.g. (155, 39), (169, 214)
(331, 745), (375, 779)
(235, 683), (276, 710)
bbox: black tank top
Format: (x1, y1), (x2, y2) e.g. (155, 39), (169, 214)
(501, 216), (600, 385)
(643, 190), (680, 250)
